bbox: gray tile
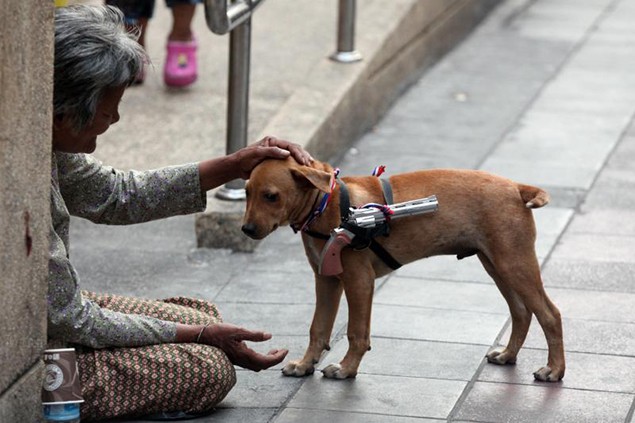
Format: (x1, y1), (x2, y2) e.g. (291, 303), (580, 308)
(287, 374), (466, 419)
(220, 370), (304, 409)
(546, 287), (635, 323)
(454, 381), (633, 423)
(215, 302), (348, 337)
(479, 348), (635, 393)
(567, 209), (635, 236)
(185, 407), (277, 423)
(540, 186), (587, 209)
(480, 157), (598, 190)
(215, 267), (317, 304)
(374, 277), (508, 315)
(321, 337), (488, 381)
(275, 408), (440, 423)
(583, 168), (635, 210)
(502, 317), (635, 356)
(395, 255), (492, 284)
(549, 233), (635, 263)
(371, 304), (509, 345)
(243, 237), (315, 273)
(534, 207), (574, 238)
(542, 258), (635, 293)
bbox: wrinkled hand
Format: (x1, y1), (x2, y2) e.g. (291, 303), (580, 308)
(200, 323), (289, 371)
(234, 136), (313, 179)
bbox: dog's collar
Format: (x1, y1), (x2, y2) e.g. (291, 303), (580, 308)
(291, 168), (340, 233)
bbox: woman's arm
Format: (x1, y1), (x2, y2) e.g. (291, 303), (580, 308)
(57, 152), (206, 225)
(175, 323), (289, 371)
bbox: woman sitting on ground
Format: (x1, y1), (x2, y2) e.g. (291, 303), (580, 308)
(51, 5), (311, 421)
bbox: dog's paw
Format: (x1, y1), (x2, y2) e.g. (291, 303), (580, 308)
(321, 363), (356, 379)
(281, 360), (315, 377)
(533, 366), (564, 382)
(486, 348), (517, 365)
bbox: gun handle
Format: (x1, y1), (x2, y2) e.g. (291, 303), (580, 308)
(318, 230), (353, 276)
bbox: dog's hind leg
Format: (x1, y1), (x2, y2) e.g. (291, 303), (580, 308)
(485, 250), (565, 382)
(282, 275), (344, 377)
(479, 252), (532, 365)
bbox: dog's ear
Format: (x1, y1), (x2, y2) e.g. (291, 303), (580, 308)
(290, 167), (333, 193)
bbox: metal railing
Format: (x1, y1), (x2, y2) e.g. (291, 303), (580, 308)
(205, 0), (360, 201)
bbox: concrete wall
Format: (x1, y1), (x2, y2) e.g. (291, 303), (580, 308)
(0, 0), (53, 421)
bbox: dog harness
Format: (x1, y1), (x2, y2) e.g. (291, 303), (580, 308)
(294, 168), (403, 271)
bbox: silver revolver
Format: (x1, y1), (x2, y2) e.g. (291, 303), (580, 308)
(319, 195), (439, 275)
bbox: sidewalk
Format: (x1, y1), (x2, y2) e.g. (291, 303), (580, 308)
(72, 0), (635, 421)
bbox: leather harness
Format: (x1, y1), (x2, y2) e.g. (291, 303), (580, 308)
(303, 177), (403, 271)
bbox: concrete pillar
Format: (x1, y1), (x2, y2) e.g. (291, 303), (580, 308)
(0, 0), (53, 421)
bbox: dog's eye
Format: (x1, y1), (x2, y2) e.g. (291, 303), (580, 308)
(264, 192), (278, 202)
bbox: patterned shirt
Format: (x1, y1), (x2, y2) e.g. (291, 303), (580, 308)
(49, 152), (206, 348)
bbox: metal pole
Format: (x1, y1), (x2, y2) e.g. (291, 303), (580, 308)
(215, 17), (251, 201)
(330, 0), (362, 63)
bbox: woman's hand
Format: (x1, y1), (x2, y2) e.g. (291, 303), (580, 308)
(233, 136), (313, 180)
(198, 323), (289, 371)
(198, 136), (313, 191)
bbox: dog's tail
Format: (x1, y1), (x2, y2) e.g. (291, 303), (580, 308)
(518, 184), (550, 209)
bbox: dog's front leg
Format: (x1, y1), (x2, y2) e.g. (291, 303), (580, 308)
(282, 275), (343, 377)
(322, 267), (375, 379)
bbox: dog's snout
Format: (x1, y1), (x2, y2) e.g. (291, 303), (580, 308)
(241, 223), (257, 238)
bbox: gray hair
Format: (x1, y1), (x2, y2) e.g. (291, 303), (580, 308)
(54, 5), (147, 132)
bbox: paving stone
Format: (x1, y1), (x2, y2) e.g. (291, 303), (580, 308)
(583, 168), (635, 210)
(480, 157), (599, 190)
(214, 302), (348, 337)
(220, 369), (305, 409)
(509, 0), (614, 42)
(215, 267), (317, 304)
(321, 337), (488, 381)
(542, 258), (635, 293)
(70, 216), (235, 299)
(567, 209), (635, 236)
(479, 348), (635, 393)
(275, 408), (439, 423)
(549, 233), (635, 263)
(241, 236), (316, 273)
(371, 304), (509, 345)
(395, 255), (492, 284)
(374, 277), (508, 315)
(533, 207), (573, 260)
(546, 287), (635, 323)
(540, 186), (587, 209)
(287, 374), (466, 419)
(454, 381), (634, 423)
(190, 407), (277, 423)
(501, 317), (635, 356)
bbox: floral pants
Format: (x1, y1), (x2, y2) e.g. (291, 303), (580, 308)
(76, 292), (236, 421)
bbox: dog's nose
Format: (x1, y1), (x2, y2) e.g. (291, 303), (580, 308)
(241, 223), (257, 238)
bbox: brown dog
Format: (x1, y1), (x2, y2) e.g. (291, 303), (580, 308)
(242, 157), (565, 382)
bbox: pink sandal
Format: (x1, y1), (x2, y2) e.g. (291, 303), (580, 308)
(163, 38), (198, 87)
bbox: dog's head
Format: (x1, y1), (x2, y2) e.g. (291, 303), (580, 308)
(242, 157), (333, 240)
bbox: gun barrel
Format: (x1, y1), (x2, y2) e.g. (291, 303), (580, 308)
(348, 195), (438, 228)
(391, 195), (438, 218)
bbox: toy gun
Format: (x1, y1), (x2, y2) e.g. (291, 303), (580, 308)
(318, 195), (438, 276)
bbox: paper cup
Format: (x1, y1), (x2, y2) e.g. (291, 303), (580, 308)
(42, 348), (84, 405)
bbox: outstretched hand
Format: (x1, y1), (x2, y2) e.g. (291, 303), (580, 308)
(199, 323), (289, 371)
(234, 136), (313, 179)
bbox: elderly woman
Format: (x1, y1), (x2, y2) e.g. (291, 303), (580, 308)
(51, 5), (310, 421)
